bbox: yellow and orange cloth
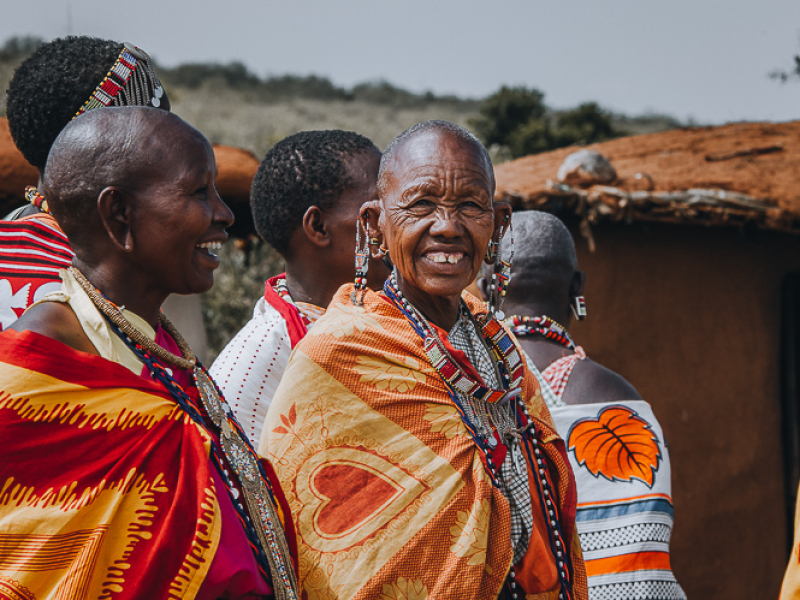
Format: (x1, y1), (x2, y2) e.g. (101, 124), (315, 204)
(0, 328), (226, 598)
(782, 490), (800, 599)
(260, 285), (587, 600)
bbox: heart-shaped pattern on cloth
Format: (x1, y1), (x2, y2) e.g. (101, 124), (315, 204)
(313, 462), (403, 537)
(295, 447), (428, 552)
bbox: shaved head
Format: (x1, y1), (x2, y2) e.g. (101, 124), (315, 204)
(43, 106), (209, 251)
(500, 211), (578, 304)
(378, 120), (494, 198)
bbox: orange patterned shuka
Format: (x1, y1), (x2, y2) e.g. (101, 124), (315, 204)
(260, 285), (588, 600)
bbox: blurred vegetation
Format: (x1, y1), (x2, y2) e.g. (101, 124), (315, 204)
(0, 35), (683, 360)
(203, 241), (284, 359)
(470, 86), (632, 159)
(0, 36), (43, 61)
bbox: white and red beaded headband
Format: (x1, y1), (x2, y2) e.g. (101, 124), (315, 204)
(73, 43), (165, 118)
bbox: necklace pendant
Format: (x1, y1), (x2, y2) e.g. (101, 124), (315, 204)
(194, 366), (227, 425)
(511, 442), (522, 475)
(221, 433), (261, 493)
(486, 434), (498, 449)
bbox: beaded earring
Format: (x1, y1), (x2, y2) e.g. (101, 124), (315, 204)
(571, 296), (587, 321)
(352, 216), (370, 306)
(487, 216), (513, 320)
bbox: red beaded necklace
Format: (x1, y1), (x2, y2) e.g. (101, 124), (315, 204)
(504, 315), (576, 350)
(24, 186), (50, 214)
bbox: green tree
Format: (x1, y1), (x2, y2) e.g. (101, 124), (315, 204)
(552, 102), (618, 147)
(469, 86), (546, 148)
(508, 118), (554, 158)
(472, 86), (619, 159)
(0, 36), (43, 62)
(160, 61), (261, 89)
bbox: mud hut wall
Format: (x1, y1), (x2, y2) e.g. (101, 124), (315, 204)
(564, 220), (799, 600)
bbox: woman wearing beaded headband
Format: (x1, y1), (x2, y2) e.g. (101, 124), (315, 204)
(0, 107), (298, 599)
(261, 121), (588, 600)
(0, 36), (170, 330)
(482, 211), (685, 600)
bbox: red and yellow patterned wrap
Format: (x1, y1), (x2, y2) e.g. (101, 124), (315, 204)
(260, 285), (587, 600)
(0, 329), (223, 599)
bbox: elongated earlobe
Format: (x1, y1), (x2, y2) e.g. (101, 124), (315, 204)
(360, 200), (385, 259)
(97, 187), (133, 253)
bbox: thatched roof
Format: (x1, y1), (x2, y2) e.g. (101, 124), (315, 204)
(494, 121), (800, 235)
(0, 117), (260, 215)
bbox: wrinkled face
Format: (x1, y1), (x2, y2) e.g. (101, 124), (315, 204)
(380, 131), (497, 303)
(128, 129), (234, 296)
(323, 149), (389, 290)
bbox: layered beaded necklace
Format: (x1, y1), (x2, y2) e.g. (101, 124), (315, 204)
(70, 267), (299, 600)
(504, 315), (576, 350)
(382, 271), (575, 600)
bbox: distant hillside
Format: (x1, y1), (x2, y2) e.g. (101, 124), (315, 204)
(0, 36), (682, 161)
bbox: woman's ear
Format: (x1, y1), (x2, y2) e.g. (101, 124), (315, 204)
(97, 187), (134, 253)
(360, 200), (384, 259)
(301, 206), (329, 248)
(570, 270), (587, 298)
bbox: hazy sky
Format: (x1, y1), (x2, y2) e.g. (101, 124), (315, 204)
(3, 0), (800, 124)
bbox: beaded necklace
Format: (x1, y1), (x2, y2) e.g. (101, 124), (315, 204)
(504, 315), (576, 351)
(70, 267), (299, 600)
(24, 186), (50, 214)
(273, 277), (326, 327)
(382, 273), (575, 600)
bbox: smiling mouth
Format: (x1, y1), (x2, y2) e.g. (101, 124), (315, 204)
(426, 252), (464, 264)
(197, 241), (222, 252)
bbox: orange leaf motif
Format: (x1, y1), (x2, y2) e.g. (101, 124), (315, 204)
(567, 405), (661, 487)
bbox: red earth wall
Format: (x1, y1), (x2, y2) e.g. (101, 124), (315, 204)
(565, 218), (800, 599)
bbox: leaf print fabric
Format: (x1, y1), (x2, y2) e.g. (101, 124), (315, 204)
(449, 499), (491, 566)
(355, 355), (426, 392)
(379, 577), (428, 600)
(545, 398), (685, 600)
(568, 405), (661, 487)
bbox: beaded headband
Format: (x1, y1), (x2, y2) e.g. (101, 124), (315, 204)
(73, 43), (165, 118)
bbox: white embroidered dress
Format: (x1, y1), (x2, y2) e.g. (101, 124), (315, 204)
(526, 355), (686, 600)
(210, 275), (322, 447)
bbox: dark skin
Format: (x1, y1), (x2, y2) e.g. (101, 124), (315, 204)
(26, 89), (173, 203)
(365, 130), (511, 331)
(10, 112), (233, 355)
(482, 270), (642, 405)
(282, 149), (389, 308)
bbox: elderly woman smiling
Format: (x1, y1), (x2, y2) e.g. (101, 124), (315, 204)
(261, 121), (588, 600)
